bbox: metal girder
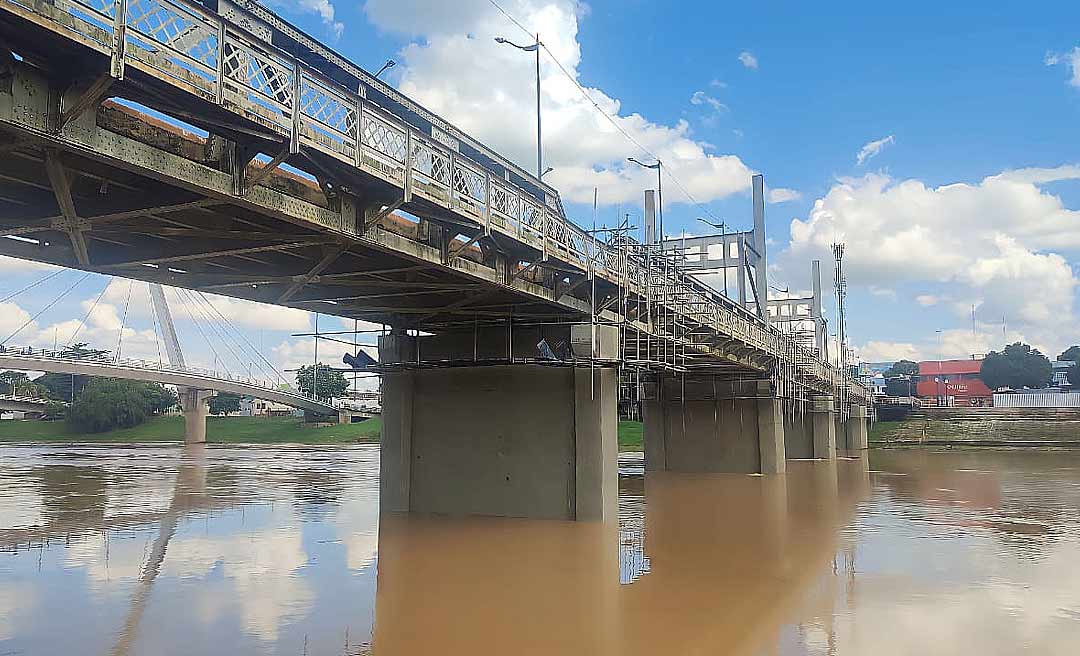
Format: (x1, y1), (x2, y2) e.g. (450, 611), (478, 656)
(58, 73), (114, 130)
(98, 240), (334, 269)
(42, 149), (90, 265)
(277, 243), (348, 303)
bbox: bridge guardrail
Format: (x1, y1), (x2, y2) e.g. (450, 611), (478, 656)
(1, 0), (867, 401)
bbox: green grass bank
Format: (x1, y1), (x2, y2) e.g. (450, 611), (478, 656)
(0, 416), (648, 451)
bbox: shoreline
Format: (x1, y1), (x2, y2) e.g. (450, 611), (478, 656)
(0, 415), (648, 452)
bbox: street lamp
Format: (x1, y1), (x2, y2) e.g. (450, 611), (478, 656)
(541, 166), (554, 179)
(628, 157), (662, 242)
(374, 59), (396, 78)
(495, 35), (543, 180)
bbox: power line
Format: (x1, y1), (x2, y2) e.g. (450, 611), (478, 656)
(486, 0), (728, 226)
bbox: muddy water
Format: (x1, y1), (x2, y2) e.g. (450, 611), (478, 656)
(1, 445), (1079, 655)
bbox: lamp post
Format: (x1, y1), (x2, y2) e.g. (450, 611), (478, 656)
(628, 157), (662, 242)
(495, 35), (543, 180)
(373, 58), (396, 78)
(936, 329), (944, 407)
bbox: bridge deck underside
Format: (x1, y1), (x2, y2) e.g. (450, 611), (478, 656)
(0, 1), (865, 399)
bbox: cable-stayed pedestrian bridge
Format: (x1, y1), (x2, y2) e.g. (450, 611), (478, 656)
(0, 0), (871, 521)
(0, 345), (337, 413)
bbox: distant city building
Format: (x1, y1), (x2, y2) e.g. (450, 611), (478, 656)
(1052, 360), (1074, 388)
(916, 358), (992, 407)
(239, 397), (299, 418)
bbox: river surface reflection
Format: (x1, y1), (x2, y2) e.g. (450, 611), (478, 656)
(2, 445), (1079, 654)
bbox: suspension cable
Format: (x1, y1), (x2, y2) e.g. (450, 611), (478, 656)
(0, 268), (66, 304)
(171, 287), (230, 376)
(180, 288), (252, 377)
(66, 276), (113, 346)
(114, 278), (134, 361)
(192, 290), (287, 384)
(1, 272), (91, 345)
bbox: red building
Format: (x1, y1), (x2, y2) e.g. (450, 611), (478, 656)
(916, 359), (993, 407)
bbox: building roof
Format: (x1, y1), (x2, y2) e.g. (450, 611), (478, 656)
(918, 359), (983, 376)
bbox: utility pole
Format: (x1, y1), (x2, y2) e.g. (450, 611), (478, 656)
(832, 242), (847, 371)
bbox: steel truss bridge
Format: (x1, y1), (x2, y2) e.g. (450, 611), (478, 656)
(0, 0), (868, 406)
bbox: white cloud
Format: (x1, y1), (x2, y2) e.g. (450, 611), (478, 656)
(709, 79), (727, 88)
(690, 90), (728, 113)
(915, 294), (940, 307)
(0, 255), (57, 274)
(856, 135), (895, 166)
(364, 0), (755, 205)
(857, 340), (922, 363)
(1045, 47), (1080, 87)
(780, 166), (1080, 355)
(767, 187), (802, 204)
(738, 51), (758, 69)
(268, 0), (344, 39)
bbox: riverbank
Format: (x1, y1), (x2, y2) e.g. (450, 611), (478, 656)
(870, 408), (1080, 447)
(0, 416), (649, 450)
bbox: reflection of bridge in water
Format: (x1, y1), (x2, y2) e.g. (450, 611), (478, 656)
(1, 0), (872, 521)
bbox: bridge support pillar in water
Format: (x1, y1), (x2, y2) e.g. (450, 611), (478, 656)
(179, 389), (212, 445)
(378, 328), (620, 521)
(844, 404), (869, 451)
(810, 395), (836, 459)
(642, 379), (786, 474)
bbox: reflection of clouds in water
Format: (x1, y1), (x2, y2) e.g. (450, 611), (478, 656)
(809, 518), (1080, 654)
(104, 479), (173, 519)
(0, 584), (35, 641)
(0, 487), (43, 529)
(346, 531), (378, 571)
(163, 520), (314, 642)
(65, 532), (146, 583)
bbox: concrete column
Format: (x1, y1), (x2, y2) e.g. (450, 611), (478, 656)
(810, 395), (836, 460)
(179, 389), (211, 445)
(379, 365), (618, 521)
(846, 405), (869, 450)
(784, 410), (814, 459)
(642, 379), (785, 474)
(756, 380), (786, 474)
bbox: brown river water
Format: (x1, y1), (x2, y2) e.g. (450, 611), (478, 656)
(1, 445), (1079, 655)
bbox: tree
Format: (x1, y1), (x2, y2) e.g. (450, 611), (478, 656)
(296, 363), (349, 401)
(980, 342), (1052, 391)
(65, 379), (176, 433)
(885, 377), (916, 397)
(36, 372), (91, 401)
(1069, 365), (1080, 388)
(209, 392), (242, 416)
(884, 360), (919, 378)
(42, 401), (66, 421)
(0, 371), (46, 398)
(67, 379), (151, 433)
(140, 384), (178, 415)
(1059, 345), (1080, 363)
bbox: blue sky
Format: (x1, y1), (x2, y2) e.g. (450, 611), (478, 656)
(3, 0), (1080, 373)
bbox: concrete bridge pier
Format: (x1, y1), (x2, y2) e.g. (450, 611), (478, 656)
(179, 389), (213, 445)
(810, 395), (837, 459)
(845, 405), (870, 451)
(378, 327), (620, 521)
(642, 378), (786, 474)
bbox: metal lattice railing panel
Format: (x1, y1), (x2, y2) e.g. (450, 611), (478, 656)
(360, 111), (407, 163)
(299, 73), (357, 162)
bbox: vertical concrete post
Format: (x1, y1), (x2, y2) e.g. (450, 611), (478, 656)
(573, 368), (619, 522)
(810, 395), (836, 459)
(756, 380), (786, 474)
(379, 370), (414, 513)
(847, 404), (869, 450)
(180, 389), (209, 445)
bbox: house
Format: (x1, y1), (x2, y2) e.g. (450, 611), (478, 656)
(1052, 360), (1074, 388)
(916, 358), (993, 407)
